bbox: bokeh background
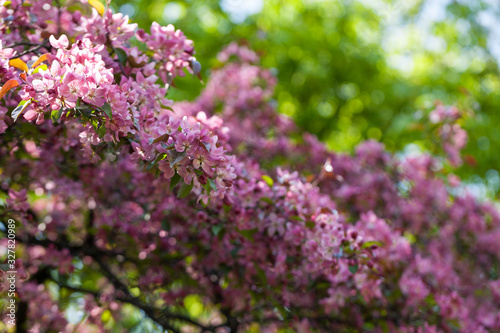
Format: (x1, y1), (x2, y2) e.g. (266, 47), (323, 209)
(111, 0), (500, 198)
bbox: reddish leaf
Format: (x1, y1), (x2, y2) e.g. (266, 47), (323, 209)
(0, 79), (19, 100)
(152, 133), (170, 144)
(463, 155), (477, 167)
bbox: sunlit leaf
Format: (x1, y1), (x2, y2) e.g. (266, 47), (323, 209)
(31, 53), (51, 69)
(88, 0), (105, 15)
(51, 108), (63, 123)
(11, 99), (30, 122)
(183, 295), (203, 317)
(361, 241), (382, 250)
(261, 175), (274, 186)
(32, 64), (47, 74)
(8, 58), (28, 72)
(96, 124), (106, 138)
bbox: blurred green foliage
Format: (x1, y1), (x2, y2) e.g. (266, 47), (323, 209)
(110, 0), (500, 196)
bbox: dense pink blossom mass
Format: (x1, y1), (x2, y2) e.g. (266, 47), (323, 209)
(0, 1), (499, 332)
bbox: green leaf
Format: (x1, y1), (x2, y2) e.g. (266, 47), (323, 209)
(132, 117), (140, 131)
(169, 151), (187, 168)
(260, 197), (273, 204)
(101, 309), (112, 323)
(256, 267), (268, 285)
(209, 178), (217, 191)
(183, 295), (203, 318)
(361, 241), (383, 250)
(211, 224), (223, 236)
(348, 264), (359, 274)
(261, 175), (274, 186)
(152, 153), (167, 165)
(159, 102), (174, 112)
(161, 142), (175, 150)
(32, 64), (48, 74)
(170, 173), (182, 191)
(230, 247), (240, 258)
(237, 228), (258, 241)
(305, 221), (315, 229)
(202, 182), (211, 195)
(11, 99), (31, 122)
(403, 231), (417, 244)
(102, 103), (112, 120)
(97, 124), (107, 138)
(177, 180), (193, 198)
(115, 48), (128, 65)
(91, 119), (99, 131)
(146, 159), (156, 170)
(51, 108), (63, 123)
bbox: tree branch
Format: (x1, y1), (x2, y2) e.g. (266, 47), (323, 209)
(11, 222), (221, 332)
(9, 41), (51, 59)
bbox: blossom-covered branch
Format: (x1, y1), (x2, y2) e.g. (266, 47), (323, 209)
(1, 1), (499, 333)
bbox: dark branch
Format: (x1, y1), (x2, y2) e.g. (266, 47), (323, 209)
(10, 41), (51, 59)
(9, 216), (222, 332)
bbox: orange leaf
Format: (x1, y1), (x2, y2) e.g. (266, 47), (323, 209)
(20, 72), (27, 81)
(8, 59), (29, 72)
(31, 53), (50, 70)
(0, 79), (19, 100)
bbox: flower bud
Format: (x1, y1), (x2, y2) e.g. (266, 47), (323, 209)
(198, 173), (208, 185)
(223, 195), (233, 206)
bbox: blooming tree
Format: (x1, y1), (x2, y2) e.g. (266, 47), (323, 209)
(0, 1), (499, 332)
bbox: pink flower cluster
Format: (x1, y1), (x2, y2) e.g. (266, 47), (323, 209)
(0, 1), (234, 200)
(137, 22), (197, 81)
(20, 36), (112, 124)
(167, 44), (500, 331)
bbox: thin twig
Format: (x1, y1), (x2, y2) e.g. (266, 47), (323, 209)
(10, 42), (50, 59)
